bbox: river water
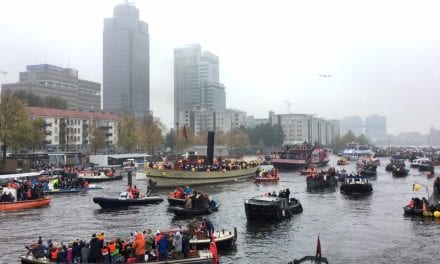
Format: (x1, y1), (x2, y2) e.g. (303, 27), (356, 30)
(1, 155), (440, 264)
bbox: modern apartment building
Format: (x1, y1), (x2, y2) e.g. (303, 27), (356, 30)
(272, 113), (339, 146)
(174, 44), (226, 124)
(103, 2), (149, 118)
(27, 107), (119, 152)
(1, 64), (100, 111)
(340, 115), (363, 136)
(365, 114), (387, 142)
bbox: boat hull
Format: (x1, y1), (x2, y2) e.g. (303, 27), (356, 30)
(168, 197), (187, 207)
(0, 197), (51, 211)
(145, 166), (258, 187)
(78, 175), (123, 182)
(340, 184), (373, 194)
(306, 176), (337, 189)
(244, 197), (303, 222)
(190, 228), (238, 250)
(271, 160), (329, 170)
(21, 252), (213, 264)
(253, 176), (279, 183)
(93, 196), (163, 209)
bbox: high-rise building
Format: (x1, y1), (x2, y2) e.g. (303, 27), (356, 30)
(103, 2), (149, 118)
(174, 44), (226, 125)
(2, 64), (100, 111)
(340, 116), (363, 136)
(365, 114), (387, 142)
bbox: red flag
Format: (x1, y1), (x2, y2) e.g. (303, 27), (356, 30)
(316, 235), (322, 257)
(182, 125), (188, 142)
(209, 236), (219, 264)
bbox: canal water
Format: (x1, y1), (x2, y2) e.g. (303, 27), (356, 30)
(1, 155), (440, 263)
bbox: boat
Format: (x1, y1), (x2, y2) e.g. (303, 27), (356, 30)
(385, 155), (406, 172)
(77, 165), (124, 182)
(410, 158), (431, 168)
(168, 204), (219, 217)
(93, 192), (163, 209)
(271, 143), (329, 170)
(300, 167), (317, 176)
(392, 166), (409, 177)
(190, 227), (237, 250)
(168, 196), (187, 207)
(340, 175), (373, 195)
(306, 173), (337, 189)
(43, 184), (102, 195)
(357, 165), (377, 177)
(419, 163), (434, 172)
(0, 196), (51, 211)
(244, 194), (302, 221)
(289, 235), (329, 264)
(403, 197), (430, 216)
(336, 169), (349, 182)
(21, 249), (214, 264)
(341, 143), (375, 161)
(336, 158), (349, 165)
(144, 164), (258, 188)
(253, 168), (280, 183)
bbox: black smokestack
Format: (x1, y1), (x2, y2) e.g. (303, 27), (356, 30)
(207, 131), (215, 165)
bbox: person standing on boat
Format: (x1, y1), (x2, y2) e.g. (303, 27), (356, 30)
(132, 232), (146, 262)
(201, 217), (214, 239)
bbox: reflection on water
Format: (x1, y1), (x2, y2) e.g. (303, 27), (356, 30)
(2, 156), (440, 263)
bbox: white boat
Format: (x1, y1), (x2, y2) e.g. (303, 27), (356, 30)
(410, 158), (431, 168)
(341, 143), (375, 161)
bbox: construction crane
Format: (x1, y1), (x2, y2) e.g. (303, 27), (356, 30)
(285, 100), (292, 113)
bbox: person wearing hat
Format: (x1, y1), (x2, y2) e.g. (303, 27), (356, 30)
(89, 233), (101, 263)
(132, 232), (146, 262)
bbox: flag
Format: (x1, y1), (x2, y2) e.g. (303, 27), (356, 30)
(413, 183), (421, 191)
(316, 235), (321, 258)
(209, 234), (219, 264)
(182, 125), (188, 142)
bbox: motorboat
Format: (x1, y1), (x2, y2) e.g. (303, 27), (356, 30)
(244, 194), (302, 221)
(306, 173), (337, 189)
(93, 192), (163, 209)
(340, 175), (373, 195)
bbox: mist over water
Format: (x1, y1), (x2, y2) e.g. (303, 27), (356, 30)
(1, 155), (440, 263)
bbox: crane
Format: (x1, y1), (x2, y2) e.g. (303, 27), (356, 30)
(285, 100), (292, 113)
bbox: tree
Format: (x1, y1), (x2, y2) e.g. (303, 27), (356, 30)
(88, 120), (106, 154)
(0, 93), (30, 162)
(12, 90), (67, 109)
(164, 129), (176, 152)
(28, 118), (45, 151)
(59, 119), (75, 152)
(246, 123), (284, 149)
(136, 115), (165, 155)
(117, 114), (137, 152)
(225, 129), (250, 157)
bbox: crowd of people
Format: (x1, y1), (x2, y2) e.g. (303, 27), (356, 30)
(170, 186), (218, 210)
(26, 217), (216, 263)
(1, 180), (44, 202)
(147, 157), (259, 172)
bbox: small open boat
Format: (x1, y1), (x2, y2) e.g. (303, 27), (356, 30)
(337, 158), (349, 165)
(93, 192), (163, 209)
(0, 197), (51, 212)
(44, 184), (103, 195)
(254, 168), (280, 183)
(190, 227), (237, 250)
(169, 204), (219, 217)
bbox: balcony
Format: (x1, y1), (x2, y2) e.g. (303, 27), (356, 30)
(44, 123), (52, 127)
(45, 131), (52, 135)
(105, 133), (112, 137)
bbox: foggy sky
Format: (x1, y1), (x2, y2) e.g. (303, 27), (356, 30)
(1, 0), (440, 135)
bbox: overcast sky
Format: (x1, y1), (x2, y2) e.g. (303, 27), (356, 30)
(1, 0), (440, 135)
